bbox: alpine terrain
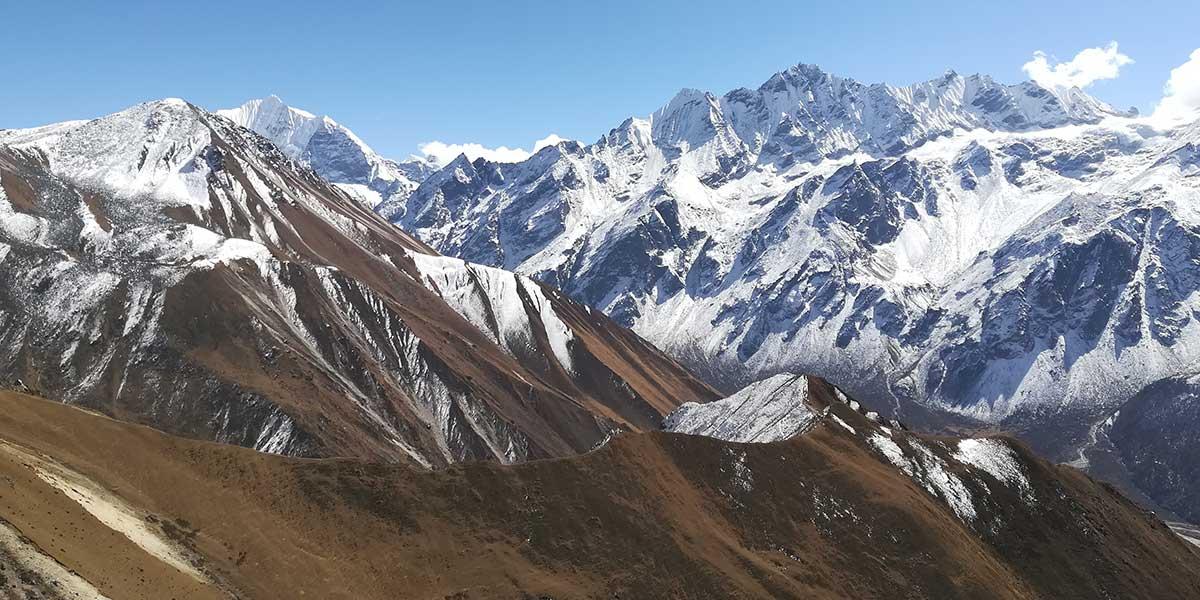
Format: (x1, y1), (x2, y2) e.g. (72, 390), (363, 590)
(1, 65), (1199, 599)
(0, 99), (718, 468)
(259, 64), (1200, 522)
(1, 379), (1198, 598)
(218, 96), (436, 209)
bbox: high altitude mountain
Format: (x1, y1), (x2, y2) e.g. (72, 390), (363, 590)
(353, 63), (1200, 521)
(3, 385), (1199, 599)
(0, 99), (718, 469)
(217, 96), (435, 209)
(2, 83), (1197, 600)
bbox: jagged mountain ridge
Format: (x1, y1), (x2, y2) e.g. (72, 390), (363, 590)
(218, 96), (435, 209)
(384, 62), (1190, 414)
(342, 63), (1200, 520)
(0, 99), (718, 468)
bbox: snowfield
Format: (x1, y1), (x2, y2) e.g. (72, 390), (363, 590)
(663, 373), (817, 442)
(350, 65), (1200, 507)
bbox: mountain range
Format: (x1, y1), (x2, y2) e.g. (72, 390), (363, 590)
(0, 98), (716, 469)
(220, 63), (1200, 523)
(2, 59), (1200, 598)
(218, 96), (436, 210)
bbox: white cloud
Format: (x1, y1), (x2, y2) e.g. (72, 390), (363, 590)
(1152, 48), (1200, 124)
(531, 133), (569, 152)
(418, 133), (570, 167)
(1022, 42), (1133, 90)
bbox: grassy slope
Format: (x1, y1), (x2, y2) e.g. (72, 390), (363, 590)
(0, 390), (1197, 599)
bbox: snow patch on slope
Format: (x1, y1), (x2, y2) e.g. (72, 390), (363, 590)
(868, 432), (908, 470)
(870, 433), (1041, 522)
(663, 373), (816, 442)
(954, 438), (1036, 503)
(830, 413), (856, 435)
(867, 433), (977, 522)
(408, 252), (575, 374)
(910, 441), (978, 522)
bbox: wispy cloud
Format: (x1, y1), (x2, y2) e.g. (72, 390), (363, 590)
(1022, 42), (1133, 90)
(1152, 48), (1200, 124)
(418, 134), (569, 167)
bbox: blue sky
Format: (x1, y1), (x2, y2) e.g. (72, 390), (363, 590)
(2, 0), (1197, 159)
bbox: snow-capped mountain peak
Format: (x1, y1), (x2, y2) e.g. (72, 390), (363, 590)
(0, 97), (719, 468)
(218, 96), (435, 209)
(599, 63), (1136, 186)
(218, 95), (330, 157)
(374, 61), (1200, 523)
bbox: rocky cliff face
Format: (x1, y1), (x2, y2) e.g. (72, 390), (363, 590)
(366, 63), (1200, 520)
(1108, 372), (1200, 521)
(218, 96), (435, 210)
(0, 99), (718, 468)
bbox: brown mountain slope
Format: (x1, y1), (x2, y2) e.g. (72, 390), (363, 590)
(1, 389), (1196, 600)
(0, 101), (718, 467)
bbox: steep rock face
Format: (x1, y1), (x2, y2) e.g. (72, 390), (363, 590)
(0, 100), (718, 468)
(389, 66), (1146, 394)
(218, 96), (434, 209)
(912, 198), (1200, 420)
(1109, 373), (1200, 522)
(369, 62), (1200, 517)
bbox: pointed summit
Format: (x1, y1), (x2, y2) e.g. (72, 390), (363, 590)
(218, 97), (433, 209)
(760, 62), (838, 93)
(655, 87), (714, 116)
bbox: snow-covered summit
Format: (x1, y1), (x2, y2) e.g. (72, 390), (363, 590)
(0, 98), (718, 470)
(218, 96), (434, 208)
(218, 95), (327, 157)
(664, 62), (1133, 165)
(377, 60), (1200, 523)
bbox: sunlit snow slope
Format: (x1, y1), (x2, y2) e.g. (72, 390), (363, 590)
(0, 99), (718, 468)
(365, 63), (1200, 519)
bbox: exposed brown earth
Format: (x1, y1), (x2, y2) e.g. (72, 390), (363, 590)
(3, 100), (1199, 600)
(0, 389), (1197, 600)
(0, 101), (719, 467)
